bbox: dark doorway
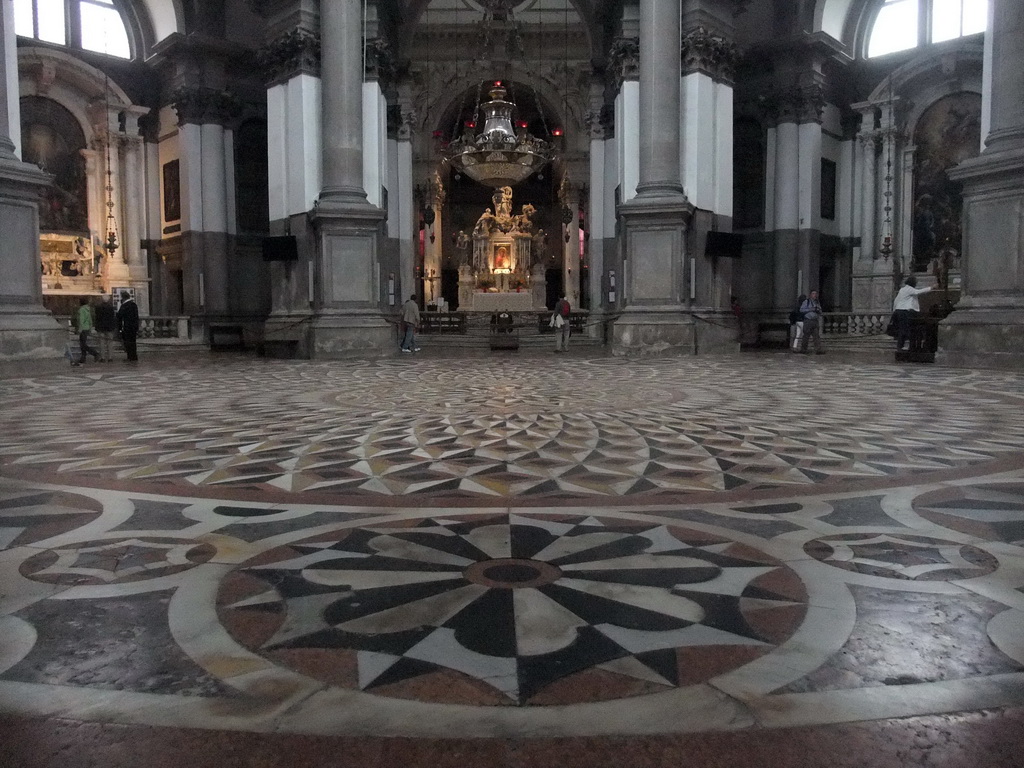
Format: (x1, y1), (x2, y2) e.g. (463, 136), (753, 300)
(441, 268), (460, 310)
(545, 267), (563, 310)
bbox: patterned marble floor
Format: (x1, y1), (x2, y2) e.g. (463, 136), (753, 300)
(1, 354), (1023, 766)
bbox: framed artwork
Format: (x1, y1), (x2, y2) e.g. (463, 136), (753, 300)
(163, 159), (181, 223)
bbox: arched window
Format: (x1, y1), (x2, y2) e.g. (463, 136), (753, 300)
(14, 0), (132, 59)
(867, 0), (987, 58)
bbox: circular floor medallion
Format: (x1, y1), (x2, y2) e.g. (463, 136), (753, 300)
(218, 513), (808, 706)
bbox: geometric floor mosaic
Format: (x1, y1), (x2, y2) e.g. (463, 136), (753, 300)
(2, 355), (1024, 765)
(2, 356), (1024, 503)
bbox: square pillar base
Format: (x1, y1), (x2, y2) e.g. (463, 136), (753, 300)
(310, 203), (391, 358)
(0, 158), (64, 360)
(611, 195), (695, 356)
(937, 307), (1024, 369)
(612, 310), (696, 356)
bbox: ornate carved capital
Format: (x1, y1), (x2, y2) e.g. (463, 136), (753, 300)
(759, 84), (826, 125)
(585, 104), (615, 141)
(170, 86), (243, 126)
(256, 28), (320, 86)
(680, 26), (739, 84)
(364, 37), (398, 90)
(609, 37), (640, 91)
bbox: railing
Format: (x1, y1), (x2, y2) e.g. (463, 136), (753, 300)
(55, 315), (190, 340)
(419, 312), (468, 334)
(139, 316), (191, 339)
(822, 312), (889, 336)
(537, 312), (586, 334)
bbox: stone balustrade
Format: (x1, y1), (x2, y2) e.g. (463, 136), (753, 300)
(822, 312), (889, 336)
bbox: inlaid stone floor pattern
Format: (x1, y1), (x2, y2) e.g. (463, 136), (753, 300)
(1, 357), (1023, 757)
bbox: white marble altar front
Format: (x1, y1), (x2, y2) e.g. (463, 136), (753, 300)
(471, 291), (535, 312)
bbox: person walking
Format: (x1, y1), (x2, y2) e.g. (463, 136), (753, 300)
(892, 275), (933, 352)
(789, 294), (807, 352)
(75, 298), (101, 365)
(400, 294), (421, 353)
(115, 291), (140, 362)
(94, 297), (117, 362)
(552, 295), (571, 352)
(798, 290), (824, 354)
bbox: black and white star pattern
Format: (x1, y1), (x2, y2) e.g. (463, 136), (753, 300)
(222, 514), (806, 704)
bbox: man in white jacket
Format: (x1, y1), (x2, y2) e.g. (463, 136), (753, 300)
(892, 276), (933, 351)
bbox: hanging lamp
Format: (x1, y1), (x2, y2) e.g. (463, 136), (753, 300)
(444, 1), (552, 188)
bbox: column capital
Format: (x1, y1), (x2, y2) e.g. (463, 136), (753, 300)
(759, 84), (826, 126)
(364, 37), (399, 91)
(257, 28), (321, 86)
(609, 37), (639, 92)
(170, 86), (242, 126)
(680, 26), (739, 84)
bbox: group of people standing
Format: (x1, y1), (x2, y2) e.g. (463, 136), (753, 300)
(72, 291), (139, 366)
(787, 276), (934, 357)
(788, 291), (825, 354)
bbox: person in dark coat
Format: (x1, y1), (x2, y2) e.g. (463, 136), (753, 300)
(115, 291), (140, 362)
(94, 298), (117, 362)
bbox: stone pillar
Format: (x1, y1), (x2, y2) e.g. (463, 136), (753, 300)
(0, 0), (63, 358)
(396, 108), (415, 306)
(309, 0), (388, 357)
(679, 18), (739, 351)
(561, 182), (581, 307)
(612, 0), (696, 355)
(586, 104), (609, 329)
(940, 0), (1024, 368)
(765, 84), (823, 311)
(850, 104), (893, 313)
(170, 87), (238, 338)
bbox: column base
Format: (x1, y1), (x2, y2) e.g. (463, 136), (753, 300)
(310, 310), (396, 359)
(0, 306), (66, 361)
(0, 157), (64, 360)
(936, 307), (1024, 369)
(611, 310), (695, 356)
(694, 310), (741, 353)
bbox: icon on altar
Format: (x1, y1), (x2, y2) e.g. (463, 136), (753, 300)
(494, 245), (511, 272)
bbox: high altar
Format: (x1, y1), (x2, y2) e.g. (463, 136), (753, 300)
(459, 186), (546, 312)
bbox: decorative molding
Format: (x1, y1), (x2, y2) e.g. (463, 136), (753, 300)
(680, 26), (739, 84)
(256, 28), (321, 86)
(609, 37), (639, 91)
(170, 86), (243, 126)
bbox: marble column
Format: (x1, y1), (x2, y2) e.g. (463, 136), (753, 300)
(612, 0), (696, 355)
(308, 0), (389, 358)
(940, 0), (1024, 368)
(0, 0), (63, 358)
(320, 0), (370, 208)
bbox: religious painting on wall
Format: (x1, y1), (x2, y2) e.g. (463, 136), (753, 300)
(911, 92), (981, 272)
(163, 159), (181, 223)
(20, 96), (88, 233)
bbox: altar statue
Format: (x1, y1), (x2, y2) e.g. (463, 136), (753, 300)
(492, 186), (513, 220)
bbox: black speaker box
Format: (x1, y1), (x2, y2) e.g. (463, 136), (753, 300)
(262, 236), (298, 261)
